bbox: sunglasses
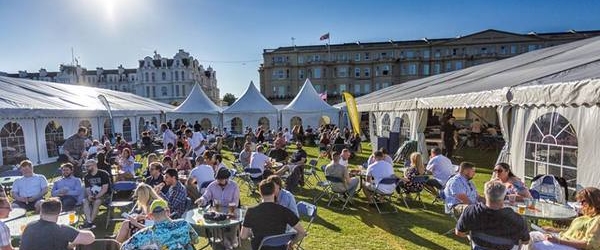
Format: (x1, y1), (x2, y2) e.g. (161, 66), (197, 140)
(493, 169), (504, 173)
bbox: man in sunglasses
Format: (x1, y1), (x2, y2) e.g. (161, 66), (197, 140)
(443, 162), (484, 217)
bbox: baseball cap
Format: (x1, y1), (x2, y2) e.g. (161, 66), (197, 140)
(83, 159), (97, 166)
(150, 199), (168, 213)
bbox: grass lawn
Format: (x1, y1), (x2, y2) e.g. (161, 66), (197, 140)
(31, 143), (500, 250)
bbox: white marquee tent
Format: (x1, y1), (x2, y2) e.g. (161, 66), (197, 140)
(281, 79), (339, 129)
(354, 35), (600, 189)
(0, 76), (173, 165)
(223, 81), (278, 133)
(167, 83), (222, 129)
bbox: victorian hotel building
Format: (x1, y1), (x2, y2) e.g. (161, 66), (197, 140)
(260, 29), (600, 104)
(3, 49), (220, 105)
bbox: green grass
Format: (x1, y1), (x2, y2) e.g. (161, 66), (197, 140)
(31, 143), (500, 250)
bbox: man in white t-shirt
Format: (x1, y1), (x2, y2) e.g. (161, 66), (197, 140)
(426, 147), (455, 190)
(12, 160), (48, 213)
(187, 156), (215, 195)
(248, 145), (271, 179)
(283, 128), (293, 143)
(185, 128), (206, 157)
(160, 123), (177, 150)
(339, 148), (351, 167)
(362, 151), (396, 204)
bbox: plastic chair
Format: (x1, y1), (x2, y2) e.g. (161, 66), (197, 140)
(313, 165), (331, 203)
(296, 201), (316, 250)
(257, 232), (297, 250)
(398, 175), (429, 209)
(469, 232), (521, 250)
(76, 239), (121, 250)
(323, 175), (354, 210)
(303, 159), (321, 187)
(372, 177), (399, 214)
(105, 181), (137, 229)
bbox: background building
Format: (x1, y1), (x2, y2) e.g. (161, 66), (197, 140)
(259, 29), (600, 104)
(4, 49), (220, 105)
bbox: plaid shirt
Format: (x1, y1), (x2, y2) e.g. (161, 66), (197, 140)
(0, 221), (10, 247)
(165, 182), (187, 218)
(62, 134), (86, 158)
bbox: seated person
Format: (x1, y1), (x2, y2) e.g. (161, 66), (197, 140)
(443, 162), (484, 217)
(266, 175), (299, 217)
(367, 148), (393, 165)
(117, 148), (135, 181)
(81, 159), (111, 229)
(339, 148), (351, 167)
(397, 152), (426, 194)
(248, 145), (271, 179)
(121, 200), (199, 250)
(268, 148), (288, 163)
(164, 143), (176, 159)
(455, 181), (530, 249)
(425, 147), (454, 192)
(274, 142), (307, 176)
(238, 143), (253, 168)
(492, 163), (532, 201)
(362, 151), (396, 204)
(86, 140), (101, 159)
(212, 154), (227, 174)
(154, 169), (188, 219)
(51, 163), (84, 212)
(529, 187), (600, 250)
(145, 162), (169, 195)
(241, 180), (306, 250)
(116, 183), (165, 243)
(11, 160), (48, 212)
(162, 156), (174, 169)
(173, 148), (192, 174)
(187, 156), (215, 196)
(325, 151), (359, 198)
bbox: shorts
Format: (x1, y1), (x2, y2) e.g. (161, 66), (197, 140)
(13, 198), (43, 211)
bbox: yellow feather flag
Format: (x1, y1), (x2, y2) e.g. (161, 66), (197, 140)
(342, 92), (361, 135)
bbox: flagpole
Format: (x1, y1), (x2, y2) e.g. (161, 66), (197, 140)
(327, 33), (331, 61)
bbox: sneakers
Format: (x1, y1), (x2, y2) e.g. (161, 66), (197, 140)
(79, 222), (96, 229)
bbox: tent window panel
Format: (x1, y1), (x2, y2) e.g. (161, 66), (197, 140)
(104, 119), (113, 139)
(79, 120), (92, 137)
(524, 112), (577, 188)
(0, 122), (26, 165)
(381, 114), (390, 133)
(258, 117), (270, 130)
(231, 118), (243, 134)
(524, 161), (535, 178)
(45, 121), (64, 158)
(200, 119), (212, 130)
(371, 113), (377, 137)
(138, 118), (145, 135)
(123, 119), (132, 142)
(391, 117), (401, 133)
(401, 114), (411, 143)
(290, 117), (302, 128)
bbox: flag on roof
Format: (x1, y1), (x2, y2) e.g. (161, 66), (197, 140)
(320, 33), (330, 41)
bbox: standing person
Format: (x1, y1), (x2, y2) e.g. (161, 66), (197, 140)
(20, 198), (95, 250)
(241, 180), (306, 250)
(51, 163), (84, 212)
(154, 169), (187, 218)
(0, 198), (14, 250)
(470, 118), (482, 147)
(62, 127), (89, 177)
(11, 160), (48, 213)
(425, 147), (455, 192)
(441, 116), (459, 159)
(455, 181), (530, 249)
(81, 160), (111, 229)
(443, 162), (484, 217)
(121, 200), (198, 250)
(161, 123), (177, 151)
(185, 128), (206, 158)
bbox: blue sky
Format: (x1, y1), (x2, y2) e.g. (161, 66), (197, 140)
(1, 0), (599, 98)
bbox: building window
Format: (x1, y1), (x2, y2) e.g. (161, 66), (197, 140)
(146, 86), (150, 97)
(150, 72), (155, 82)
(181, 71), (185, 81)
(182, 85), (186, 96)
(339, 84), (346, 93)
(277, 86), (286, 97)
(273, 70), (285, 79)
(455, 61), (463, 70)
(528, 44), (539, 52)
(44, 121), (64, 158)
(363, 83), (371, 93)
(314, 68), (321, 79)
(286, 69), (290, 79)
(434, 50), (441, 58)
(122, 119), (132, 142)
(364, 68), (370, 77)
(382, 82), (390, 88)
(161, 86), (168, 96)
(298, 56), (304, 64)
(383, 65), (390, 76)
(408, 63), (417, 75)
(175, 71), (179, 81)
(510, 45), (518, 54)
(175, 85), (180, 97)
(314, 84), (321, 93)
(355, 53), (361, 61)
(144, 72), (149, 82)
(354, 68), (360, 78)
(298, 69), (304, 79)
(434, 63), (441, 74)
(354, 84), (361, 95)
(312, 55), (320, 62)
(423, 64), (430, 75)
(524, 112), (578, 189)
(406, 50), (414, 59)
(423, 50), (430, 59)
(0, 122), (25, 165)
(500, 46), (507, 55)
(445, 62), (453, 72)
(152, 86), (156, 97)
(162, 72), (166, 81)
(364, 52), (370, 60)
(338, 67), (347, 77)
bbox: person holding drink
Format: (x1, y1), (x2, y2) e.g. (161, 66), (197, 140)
(492, 163), (532, 202)
(194, 168), (240, 250)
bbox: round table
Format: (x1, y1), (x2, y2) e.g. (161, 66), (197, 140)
(183, 207), (246, 249)
(1, 208), (26, 222)
(6, 212), (79, 238)
(507, 201), (578, 221)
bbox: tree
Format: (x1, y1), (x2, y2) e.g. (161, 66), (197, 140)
(223, 93), (237, 106)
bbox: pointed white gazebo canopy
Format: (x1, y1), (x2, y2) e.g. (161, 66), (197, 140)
(281, 78), (339, 129)
(223, 81), (278, 132)
(167, 83), (221, 129)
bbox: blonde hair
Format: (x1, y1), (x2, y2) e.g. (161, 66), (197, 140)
(133, 183), (164, 214)
(410, 152), (425, 175)
(147, 153), (159, 165)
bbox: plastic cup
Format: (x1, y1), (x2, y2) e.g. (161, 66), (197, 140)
(68, 212), (76, 224)
(213, 199), (221, 211)
(517, 204), (526, 215)
(508, 195), (516, 205)
(228, 202), (237, 215)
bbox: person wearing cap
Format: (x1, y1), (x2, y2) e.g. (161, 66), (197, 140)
(81, 159), (110, 229)
(51, 163), (84, 212)
(11, 160), (48, 213)
(20, 198), (95, 250)
(195, 168), (240, 249)
(154, 169), (187, 218)
(121, 199), (198, 250)
(241, 180), (305, 250)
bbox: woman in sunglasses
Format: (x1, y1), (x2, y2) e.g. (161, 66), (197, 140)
(492, 162), (532, 201)
(530, 187), (600, 250)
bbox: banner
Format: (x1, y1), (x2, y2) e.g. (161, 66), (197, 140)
(342, 92), (361, 135)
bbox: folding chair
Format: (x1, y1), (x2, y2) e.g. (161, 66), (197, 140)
(371, 177), (399, 214)
(241, 168), (263, 195)
(296, 201), (317, 250)
(105, 181), (137, 229)
(398, 175), (430, 209)
(76, 239), (121, 250)
(257, 232), (297, 250)
(324, 176), (354, 210)
(438, 191), (458, 235)
(312, 165), (331, 203)
(303, 159), (321, 187)
(469, 232), (522, 250)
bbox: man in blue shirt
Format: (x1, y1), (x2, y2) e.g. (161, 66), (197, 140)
(51, 163), (84, 211)
(443, 161), (484, 217)
(267, 175), (298, 217)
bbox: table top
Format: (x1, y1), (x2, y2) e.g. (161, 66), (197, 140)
(6, 212), (79, 237)
(507, 201), (578, 220)
(0, 176), (21, 185)
(1, 208), (26, 222)
(183, 207), (246, 229)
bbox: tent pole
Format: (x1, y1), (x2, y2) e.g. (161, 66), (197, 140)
(33, 117), (41, 164)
